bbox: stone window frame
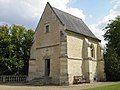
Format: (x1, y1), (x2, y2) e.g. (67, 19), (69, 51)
(44, 21), (50, 33)
(45, 24), (50, 33)
(90, 43), (95, 58)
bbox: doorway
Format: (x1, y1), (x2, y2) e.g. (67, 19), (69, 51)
(45, 59), (50, 77)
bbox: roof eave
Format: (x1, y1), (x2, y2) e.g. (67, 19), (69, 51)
(65, 29), (101, 42)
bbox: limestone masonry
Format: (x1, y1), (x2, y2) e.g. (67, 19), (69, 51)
(28, 2), (105, 85)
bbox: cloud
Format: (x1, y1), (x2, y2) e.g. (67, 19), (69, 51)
(89, 0), (120, 46)
(0, 0), (85, 30)
(1, 0), (119, 47)
(64, 7), (85, 21)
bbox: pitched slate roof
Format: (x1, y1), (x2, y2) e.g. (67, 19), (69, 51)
(52, 7), (100, 41)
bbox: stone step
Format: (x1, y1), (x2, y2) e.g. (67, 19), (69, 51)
(27, 77), (52, 86)
(26, 82), (44, 86)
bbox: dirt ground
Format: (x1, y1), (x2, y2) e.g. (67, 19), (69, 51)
(0, 82), (120, 90)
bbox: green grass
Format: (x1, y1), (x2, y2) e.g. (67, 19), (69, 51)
(84, 83), (120, 90)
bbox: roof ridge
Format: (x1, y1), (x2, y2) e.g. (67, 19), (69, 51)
(53, 7), (82, 21)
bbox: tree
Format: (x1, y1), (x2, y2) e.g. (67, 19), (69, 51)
(21, 29), (35, 75)
(0, 24), (34, 75)
(104, 16), (120, 81)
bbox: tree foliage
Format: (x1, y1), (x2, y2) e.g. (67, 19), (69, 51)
(0, 24), (34, 75)
(104, 16), (120, 81)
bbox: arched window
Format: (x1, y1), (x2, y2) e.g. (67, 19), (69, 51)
(91, 44), (94, 58)
(91, 48), (94, 57)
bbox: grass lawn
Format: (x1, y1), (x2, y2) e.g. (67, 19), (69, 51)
(84, 83), (120, 90)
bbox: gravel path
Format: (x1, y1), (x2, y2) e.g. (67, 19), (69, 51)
(0, 82), (120, 90)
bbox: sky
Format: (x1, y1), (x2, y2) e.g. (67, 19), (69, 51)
(0, 0), (120, 46)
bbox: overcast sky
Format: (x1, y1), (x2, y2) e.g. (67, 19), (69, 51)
(0, 0), (120, 46)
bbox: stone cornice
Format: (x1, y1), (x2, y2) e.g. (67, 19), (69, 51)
(68, 57), (83, 60)
(36, 43), (60, 49)
(30, 58), (36, 60)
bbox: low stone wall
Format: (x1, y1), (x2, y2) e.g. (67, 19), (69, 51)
(0, 75), (27, 83)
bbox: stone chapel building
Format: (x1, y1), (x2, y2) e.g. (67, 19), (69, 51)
(28, 2), (105, 85)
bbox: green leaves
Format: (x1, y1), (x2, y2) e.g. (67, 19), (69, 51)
(104, 16), (120, 81)
(0, 24), (34, 75)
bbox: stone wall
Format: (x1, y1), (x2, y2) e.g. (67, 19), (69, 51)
(28, 3), (105, 85)
(28, 3), (63, 85)
(66, 31), (83, 84)
(66, 31), (105, 84)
